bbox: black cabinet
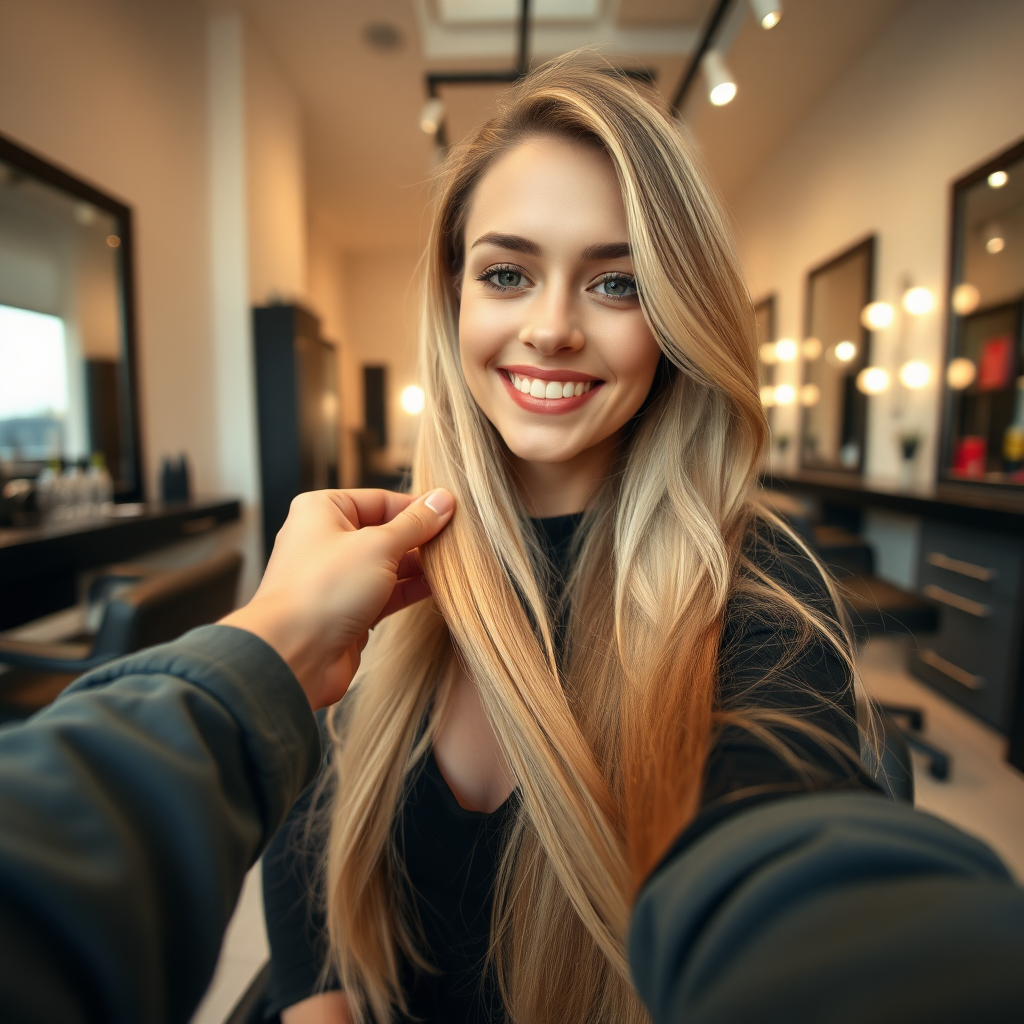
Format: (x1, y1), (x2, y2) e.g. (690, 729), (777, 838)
(253, 305), (338, 563)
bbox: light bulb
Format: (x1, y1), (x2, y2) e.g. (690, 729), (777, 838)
(860, 301), (894, 330)
(902, 287), (934, 316)
(400, 384), (425, 414)
(759, 385), (776, 407)
(856, 366), (890, 395)
(703, 51), (737, 106)
(898, 360), (930, 389)
(946, 357), (977, 390)
(419, 97), (445, 135)
(988, 170), (1008, 189)
(774, 338), (798, 363)
(983, 221), (1005, 255)
(801, 337), (823, 360)
(749, 0), (782, 29)
(951, 283), (980, 316)
(834, 341), (857, 363)
(799, 383), (821, 407)
(758, 342), (779, 365)
(773, 383), (796, 406)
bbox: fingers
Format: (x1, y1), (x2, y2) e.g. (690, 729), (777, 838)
(380, 489), (455, 556)
(373, 575), (432, 625)
(326, 489), (418, 529)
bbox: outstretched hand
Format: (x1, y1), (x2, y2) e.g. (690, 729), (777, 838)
(220, 488), (455, 710)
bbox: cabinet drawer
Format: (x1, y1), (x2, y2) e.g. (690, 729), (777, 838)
(918, 522), (1023, 602)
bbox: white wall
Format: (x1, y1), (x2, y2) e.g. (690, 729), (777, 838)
(733, 0), (1024, 487)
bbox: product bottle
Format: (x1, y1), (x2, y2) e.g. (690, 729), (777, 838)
(1003, 375), (1024, 475)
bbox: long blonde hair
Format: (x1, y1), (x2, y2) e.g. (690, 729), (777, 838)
(326, 52), (858, 1024)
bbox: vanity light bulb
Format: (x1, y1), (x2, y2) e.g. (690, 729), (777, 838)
(419, 97), (445, 135)
(774, 338), (798, 363)
(834, 340), (857, 363)
(988, 170), (1008, 188)
(749, 0), (783, 29)
(983, 221), (1006, 255)
(951, 283), (980, 316)
(759, 384), (776, 407)
(703, 50), (737, 106)
(400, 384), (425, 414)
(799, 383), (821, 407)
(773, 383), (796, 406)
(946, 357), (977, 390)
(758, 342), (779, 365)
(856, 366), (891, 395)
(801, 337), (823, 361)
(860, 301), (894, 330)
(902, 287), (934, 316)
(898, 360), (931, 389)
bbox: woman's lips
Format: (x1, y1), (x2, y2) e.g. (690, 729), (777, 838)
(498, 368), (604, 415)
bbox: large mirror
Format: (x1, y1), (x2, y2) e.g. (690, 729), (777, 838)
(941, 138), (1024, 487)
(0, 132), (142, 504)
(799, 237), (874, 474)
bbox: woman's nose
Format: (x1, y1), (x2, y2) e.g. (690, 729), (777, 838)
(518, 290), (585, 355)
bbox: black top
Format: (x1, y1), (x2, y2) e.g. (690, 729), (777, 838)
(262, 514), (874, 1020)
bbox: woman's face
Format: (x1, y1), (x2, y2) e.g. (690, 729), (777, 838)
(458, 135), (662, 471)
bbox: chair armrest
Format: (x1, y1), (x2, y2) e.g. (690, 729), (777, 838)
(0, 638), (109, 674)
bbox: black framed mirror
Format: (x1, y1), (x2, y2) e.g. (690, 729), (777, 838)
(0, 131), (143, 504)
(940, 136), (1024, 487)
(754, 294), (778, 447)
(799, 236), (874, 474)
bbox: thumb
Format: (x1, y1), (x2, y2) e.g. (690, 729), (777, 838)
(382, 488), (456, 555)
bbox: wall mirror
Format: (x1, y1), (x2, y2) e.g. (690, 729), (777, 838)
(753, 294), (777, 444)
(0, 132), (142, 503)
(800, 237), (874, 474)
(941, 137), (1024, 487)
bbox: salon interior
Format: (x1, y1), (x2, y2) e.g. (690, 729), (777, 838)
(1, 0), (1022, 1018)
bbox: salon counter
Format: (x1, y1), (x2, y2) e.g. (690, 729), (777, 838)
(0, 498), (241, 631)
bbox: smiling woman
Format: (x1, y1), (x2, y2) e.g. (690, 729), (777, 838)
(264, 50), (873, 1024)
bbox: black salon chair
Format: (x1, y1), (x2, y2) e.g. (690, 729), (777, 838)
(0, 549), (243, 677)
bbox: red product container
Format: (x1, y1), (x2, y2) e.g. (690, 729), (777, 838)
(952, 435), (987, 476)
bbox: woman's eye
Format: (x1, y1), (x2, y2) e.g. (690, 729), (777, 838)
(593, 275), (638, 299)
(479, 266), (527, 290)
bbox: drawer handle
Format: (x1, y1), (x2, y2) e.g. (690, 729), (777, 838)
(919, 648), (985, 690)
(921, 584), (992, 618)
(925, 552), (996, 582)
(181, 515), (217, 535)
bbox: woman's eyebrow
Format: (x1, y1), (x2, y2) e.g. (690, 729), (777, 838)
(580, 241), (631, 261)
(471, 232), (542, 255)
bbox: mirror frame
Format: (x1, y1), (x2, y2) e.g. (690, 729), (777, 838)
(939, 134), (1024, 490)
(0, 130), (144, 503)
(799, 235), (875, 476)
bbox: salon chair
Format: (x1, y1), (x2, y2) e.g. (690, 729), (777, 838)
(0, 550), (243, 719)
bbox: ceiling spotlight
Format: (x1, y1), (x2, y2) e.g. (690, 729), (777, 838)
(749, 0), (782, 29)
(773, 383), (796, 406)
(799, 383), (820, 407)
(946, 357), (977, 390)
(419, 97), (445, 135)
(363, 21), (404, 52)
(902, 286), (934, 316)
(400, 384), (425, 414)
(834, 340), (857, 363)
(801, 337), (823, 361)
(988, 170), (1008, 189)
(951, 283), (980, 316)
(898, 360), (931, 389)
(856, 366), (891, 395)
(860, 301), (894, 330)
(774, 338), (798, 363)
(703, 50), (737, 106)
(983, 221), (1005, 254)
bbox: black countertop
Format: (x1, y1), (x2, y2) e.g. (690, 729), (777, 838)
(764, 471), (1024, 534)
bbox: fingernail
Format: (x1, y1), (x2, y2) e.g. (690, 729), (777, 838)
(424, 488), (455, 516)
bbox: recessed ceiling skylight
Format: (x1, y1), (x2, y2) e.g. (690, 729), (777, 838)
(437, 0), (602, 24)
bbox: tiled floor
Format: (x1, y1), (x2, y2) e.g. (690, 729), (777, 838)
(858, 637), (1024, 880)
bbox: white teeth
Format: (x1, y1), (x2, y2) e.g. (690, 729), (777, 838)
(508, 372), (595, 400)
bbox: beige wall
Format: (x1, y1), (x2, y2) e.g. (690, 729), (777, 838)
(0, 0), (216, 500)
(732, 0), (1024, 486)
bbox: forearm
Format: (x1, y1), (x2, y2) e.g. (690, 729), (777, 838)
(0, 625), (320, 1024)
(630, 791), (1024, 1023)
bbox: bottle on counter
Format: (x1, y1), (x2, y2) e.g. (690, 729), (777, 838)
(88, 451), (114, 514)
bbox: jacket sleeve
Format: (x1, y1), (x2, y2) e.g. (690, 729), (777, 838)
(0, 624), (320, 1024)
(629, 791), (1024, 1024)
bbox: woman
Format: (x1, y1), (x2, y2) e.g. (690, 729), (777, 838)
(264, 52), (874, 1024)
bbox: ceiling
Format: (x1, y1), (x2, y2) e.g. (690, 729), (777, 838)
(230, 0), (911, 252)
